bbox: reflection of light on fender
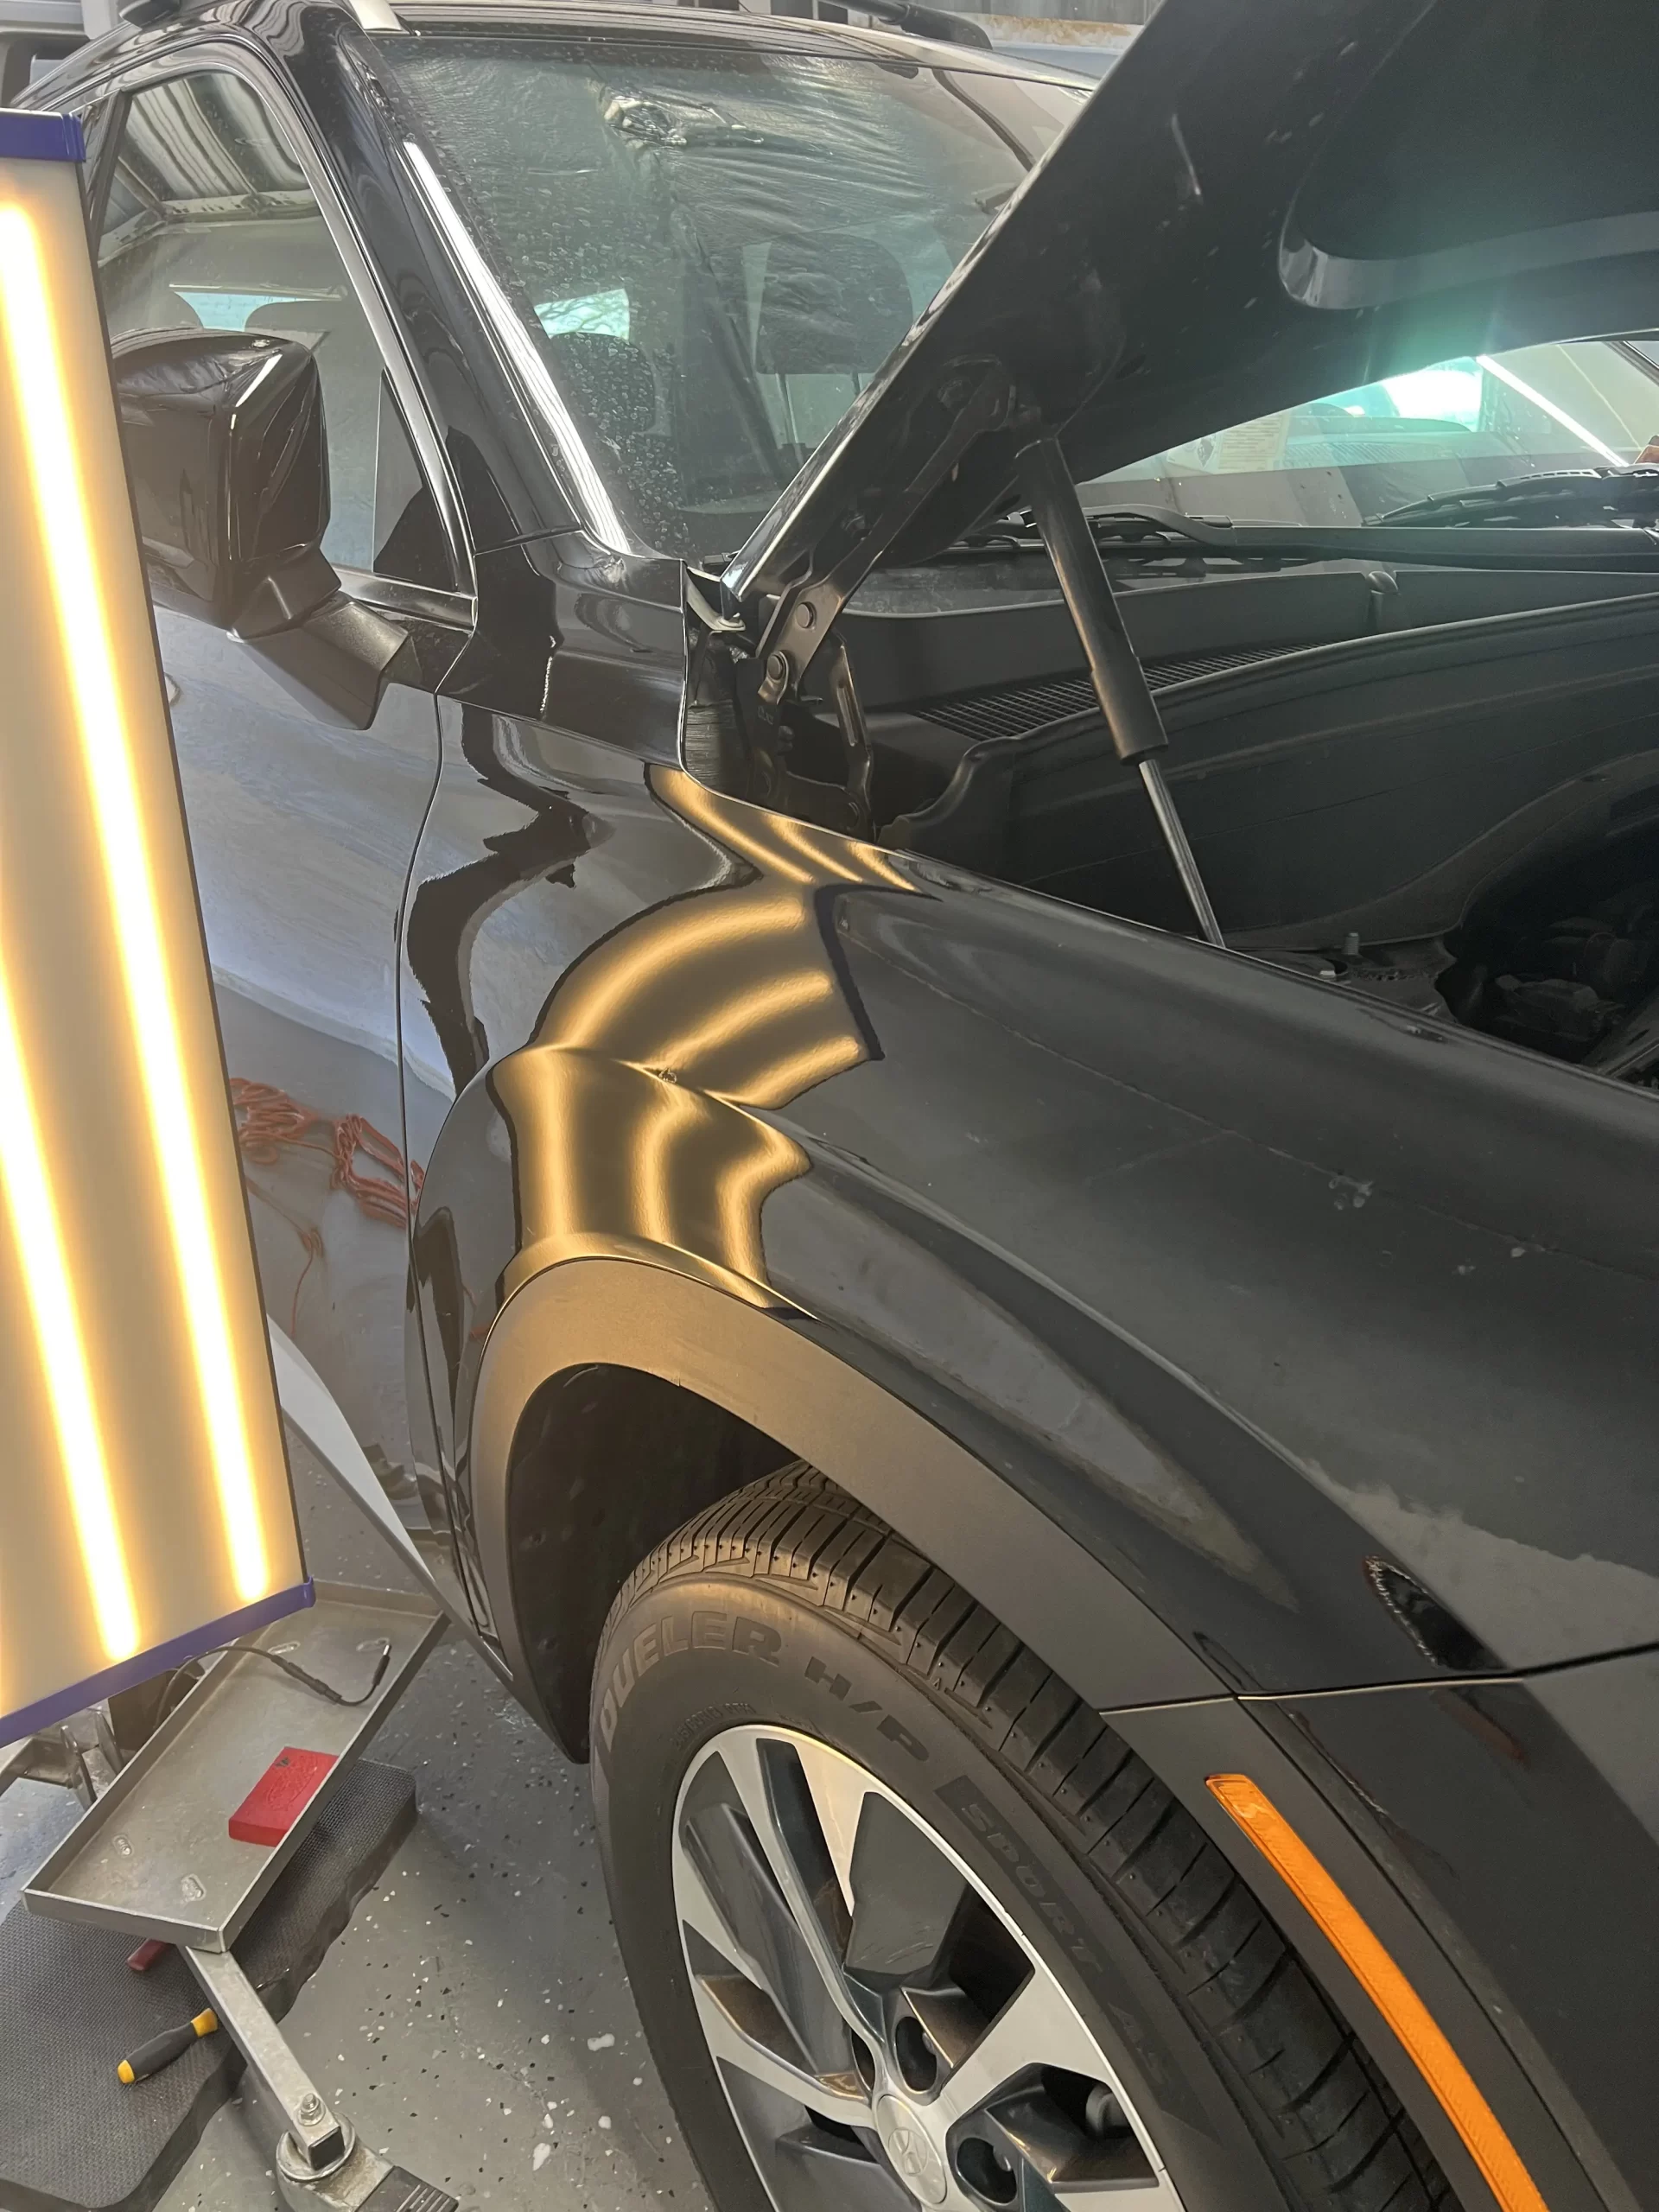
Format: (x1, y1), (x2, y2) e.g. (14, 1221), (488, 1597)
(497, 767), (918, 1294)
(633, 1081), (708, 1250)
(764, 810), (915, 893)
(0, 200), (268, 1601)
(652, 969), (836, 1073)
(713, 1120), (807, 1286)
(729, 1033), (864, 1114)
(0, 950), (137, 1661)
(1208, 1775), (1548, 2212)
(671, 769), (915, 892)
(555, 896), (804, 1052)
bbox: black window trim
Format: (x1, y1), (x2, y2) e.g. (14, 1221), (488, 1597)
(85, 32), (477, 621)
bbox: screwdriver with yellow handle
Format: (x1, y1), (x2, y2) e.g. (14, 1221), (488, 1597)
(116, 2007), (219, 2084)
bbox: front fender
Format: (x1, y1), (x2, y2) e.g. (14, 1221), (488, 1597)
(414, 756), (1659, 1703)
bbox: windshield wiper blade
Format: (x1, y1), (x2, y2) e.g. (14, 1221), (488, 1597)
(1380, 467), (1659, 527)
(952, 506), (1287, 558)
(941, 501), (1659, 571)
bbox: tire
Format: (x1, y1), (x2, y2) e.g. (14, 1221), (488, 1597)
(591, 1465), (1454, 2212)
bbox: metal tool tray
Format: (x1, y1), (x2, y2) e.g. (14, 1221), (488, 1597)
(23, 1582), (443, 1950)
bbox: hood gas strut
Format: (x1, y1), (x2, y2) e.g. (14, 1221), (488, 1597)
(1017, 435), (1225, 948)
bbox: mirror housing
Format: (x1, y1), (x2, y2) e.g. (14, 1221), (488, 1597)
(111, 327), (338, 638)
(111, 327), (412, 728)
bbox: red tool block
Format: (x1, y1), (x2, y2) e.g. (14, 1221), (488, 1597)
(227, 1747), (339, 1847)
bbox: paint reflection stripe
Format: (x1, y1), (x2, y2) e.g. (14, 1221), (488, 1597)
(648, 969), (836, 1074)
(556, 896), (804, 1049)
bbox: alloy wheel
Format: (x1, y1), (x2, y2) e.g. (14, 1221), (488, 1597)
(671, 1726), (1185, 2212)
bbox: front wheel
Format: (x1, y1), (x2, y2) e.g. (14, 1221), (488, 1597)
(591, 1467), (1453, 2212)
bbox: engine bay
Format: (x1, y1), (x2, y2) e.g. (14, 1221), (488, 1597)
(1355, 827), (1659, 1079)
(838, 557), (1659, 1090)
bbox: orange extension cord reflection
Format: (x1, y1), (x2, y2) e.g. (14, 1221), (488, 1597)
(229, 1078), (423, 1330)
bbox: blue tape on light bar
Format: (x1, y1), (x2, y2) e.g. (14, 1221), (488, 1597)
(0, 110), (86, 164)
(0, 1580), (315, 1746)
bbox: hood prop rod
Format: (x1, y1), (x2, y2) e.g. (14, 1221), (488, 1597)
(1018, 436), (1225, 948)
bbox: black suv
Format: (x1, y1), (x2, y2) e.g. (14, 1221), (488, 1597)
(28, 2), (1659, 2209)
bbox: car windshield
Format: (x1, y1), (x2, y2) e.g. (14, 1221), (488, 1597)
(1090, 341), (1659, 525)
(379, 30), (1081, 559)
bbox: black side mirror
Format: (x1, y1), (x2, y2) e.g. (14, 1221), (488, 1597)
(111, 328), (340, 638)
(111, 327), (410, 728)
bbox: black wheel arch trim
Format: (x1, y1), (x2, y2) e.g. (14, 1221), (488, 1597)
(468, 1254), (1224, 1746)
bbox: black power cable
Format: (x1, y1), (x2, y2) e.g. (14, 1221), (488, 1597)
(156, 1637), (392, 1725)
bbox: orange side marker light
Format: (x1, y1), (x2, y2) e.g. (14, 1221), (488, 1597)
(1207, 1774), (1548, 2212)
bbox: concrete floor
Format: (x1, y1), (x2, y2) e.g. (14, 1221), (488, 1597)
(0, 1442), (713, 2212)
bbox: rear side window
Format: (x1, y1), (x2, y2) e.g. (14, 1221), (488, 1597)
(96, 71), (454, 589)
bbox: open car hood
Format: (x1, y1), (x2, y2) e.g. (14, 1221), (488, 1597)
(723, 0), (1659, 611)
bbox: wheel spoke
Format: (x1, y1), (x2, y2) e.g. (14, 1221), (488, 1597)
(1046, 2177), (1173, 2209)
(938, 1971), (1107, 2126)
(790, 1733), (875, 1910)
(675, 1832), (777, 1993)
(678, 1772), (859, 2077)
(983, 2085), (1168, 2207)
(773, 2125), (918, 2212)
(845, 1791), (971, 1985)
(716, 1731), (875, 2040)
(690, 1968), (874, 2127)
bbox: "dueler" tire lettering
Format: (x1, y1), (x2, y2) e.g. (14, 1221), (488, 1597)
(598, 1609), (781, 1748)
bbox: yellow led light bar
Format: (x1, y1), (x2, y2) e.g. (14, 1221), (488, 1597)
(1207, 1773), (1548, 2212)
(0, 945), (137, 1663)
(0, 111), (307, 1742)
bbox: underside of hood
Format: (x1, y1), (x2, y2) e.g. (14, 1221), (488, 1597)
(724, 0), (1659, 609)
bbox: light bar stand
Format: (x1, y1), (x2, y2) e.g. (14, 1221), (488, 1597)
(14, 1583), (456, 2212)
(184, 1944), (372, 2207)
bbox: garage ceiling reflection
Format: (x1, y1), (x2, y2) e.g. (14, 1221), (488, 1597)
(0, 111), (308, 1745)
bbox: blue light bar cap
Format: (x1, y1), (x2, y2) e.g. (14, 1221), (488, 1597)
(0, 109), (86, 163)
